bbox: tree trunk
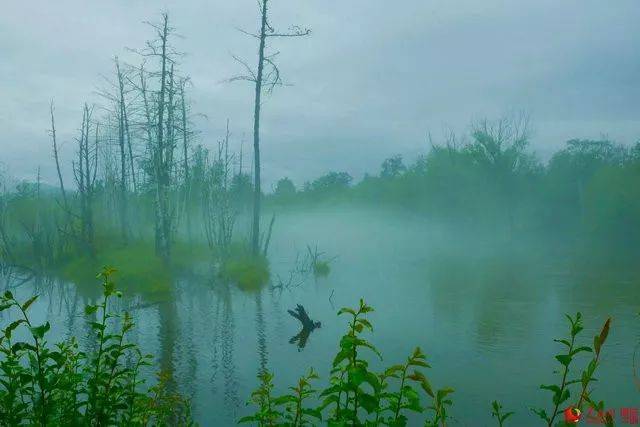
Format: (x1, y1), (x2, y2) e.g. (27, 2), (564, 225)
(251, 0), (268, 255)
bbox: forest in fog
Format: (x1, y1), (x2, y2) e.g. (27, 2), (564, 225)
(1, 1), (639, 426)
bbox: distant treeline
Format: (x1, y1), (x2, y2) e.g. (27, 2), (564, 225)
(268, 116), (640, 267)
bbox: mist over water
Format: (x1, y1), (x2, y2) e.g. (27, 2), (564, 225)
(2, 2), (640, 425)
(3, 205), (638, 425)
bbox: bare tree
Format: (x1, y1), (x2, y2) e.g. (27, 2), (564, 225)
(72, 104), (98, 255)
(230, 0), (310, 254)
(132, 13), (183, 259)
(178, 78), (193, 240)
(115, 58), (130, 242)
(203, 120), (237, 256)
(49, 101), (69, 209)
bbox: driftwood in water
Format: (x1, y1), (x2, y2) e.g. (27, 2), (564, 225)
(288, 304), (321, 350)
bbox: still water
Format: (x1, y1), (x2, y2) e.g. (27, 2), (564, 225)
(2, 207), (639, 425)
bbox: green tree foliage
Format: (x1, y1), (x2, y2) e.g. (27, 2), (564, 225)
(380, 155), (406, 179)
(273, 177), (296, 201)
(309, 172), (353, 193)
(270, 122), (640, 268)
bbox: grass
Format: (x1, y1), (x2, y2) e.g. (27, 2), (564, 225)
(219, 245), (270, 292)
(56, 238), (210, 299)
(312, 259), (331, 277)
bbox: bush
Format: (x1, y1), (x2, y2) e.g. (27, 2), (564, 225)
(240, 300), (613, 426)
(219, 247), (270, 292)
(0, 267), (193, 426)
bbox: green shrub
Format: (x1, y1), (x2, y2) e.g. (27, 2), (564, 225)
(219, 248), (270, 292)
(240, 300), (613, 426)
(0, 267), (193, 426)
(312, 260), (330, 278)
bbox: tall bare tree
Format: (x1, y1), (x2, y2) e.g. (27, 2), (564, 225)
(115, 58), (130, 243)
(49, 101), (69, 209)
(133, 13), (182, 260)
(72, 104), (98, 255)
(231, 0), (310, 254)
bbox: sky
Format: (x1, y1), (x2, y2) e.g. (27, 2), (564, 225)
(1, 0), (639, 188)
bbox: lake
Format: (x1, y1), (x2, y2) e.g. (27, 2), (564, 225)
(2, 206), (638, 425)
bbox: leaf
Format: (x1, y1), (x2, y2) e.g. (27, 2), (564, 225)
(384, 364), (405, 377)
(358, 392), (379, 413)
(11, 342), (37, 353)
(301, 407), (322, 419)
(21, 295), (38, 312)
(84, 305), (98, 316)
(595, 318), (611, 354)
(570, 346), (592, 356)
(29, 322), (50, 340)
(420, 378), (434, 398)
(555, 354), (572, 367)
(337, 307), (356, 316)
(531, 407), (549, 422)
(4, 319), (26, 339)
(357, 318), (373, 331)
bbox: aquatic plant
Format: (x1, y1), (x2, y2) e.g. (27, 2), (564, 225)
(0, 267), (193, 426)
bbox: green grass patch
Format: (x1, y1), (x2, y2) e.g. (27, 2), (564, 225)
(312, 260), (330, 277)
(219, 246), (270, 292)
(56, 239), (211, 300)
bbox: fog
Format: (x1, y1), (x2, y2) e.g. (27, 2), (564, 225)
(1, 2), (639, 426)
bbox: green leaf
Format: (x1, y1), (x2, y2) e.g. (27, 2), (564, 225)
(540, 384), (560, 394)
(555, 354), (572, 367)
(337, 307), (356, 316)
(554, 338), (571, 348)
(21, 295), (39, 312)
(301, 407), (322, 419)
(420, 378), (434, 398)
(29, 322), (50, 340)
(358, 393), (379, 413)
(4, 319), (26, 339)
(531, 407), (549, 422)
(570, 346), (592, 356)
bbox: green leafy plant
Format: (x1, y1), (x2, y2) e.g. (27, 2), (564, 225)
(241, 299), (453, 426)
(240, 303), (615, 427)
(491, 400), (513, 427)
(0, 266), (194, 426)
(532, 313), (612, 427)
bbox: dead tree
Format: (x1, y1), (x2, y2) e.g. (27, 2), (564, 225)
(178, 78), (192, 240)
(115, 58), (130, 243)
(230, 0), (310, 255)
(72, 104), (98, 255)
(133, 13), (182, 259)
(203, 120), (237, 256)
(49, 101), (69, 209)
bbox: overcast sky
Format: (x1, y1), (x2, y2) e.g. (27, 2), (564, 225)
(1, 0), (639, 188)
